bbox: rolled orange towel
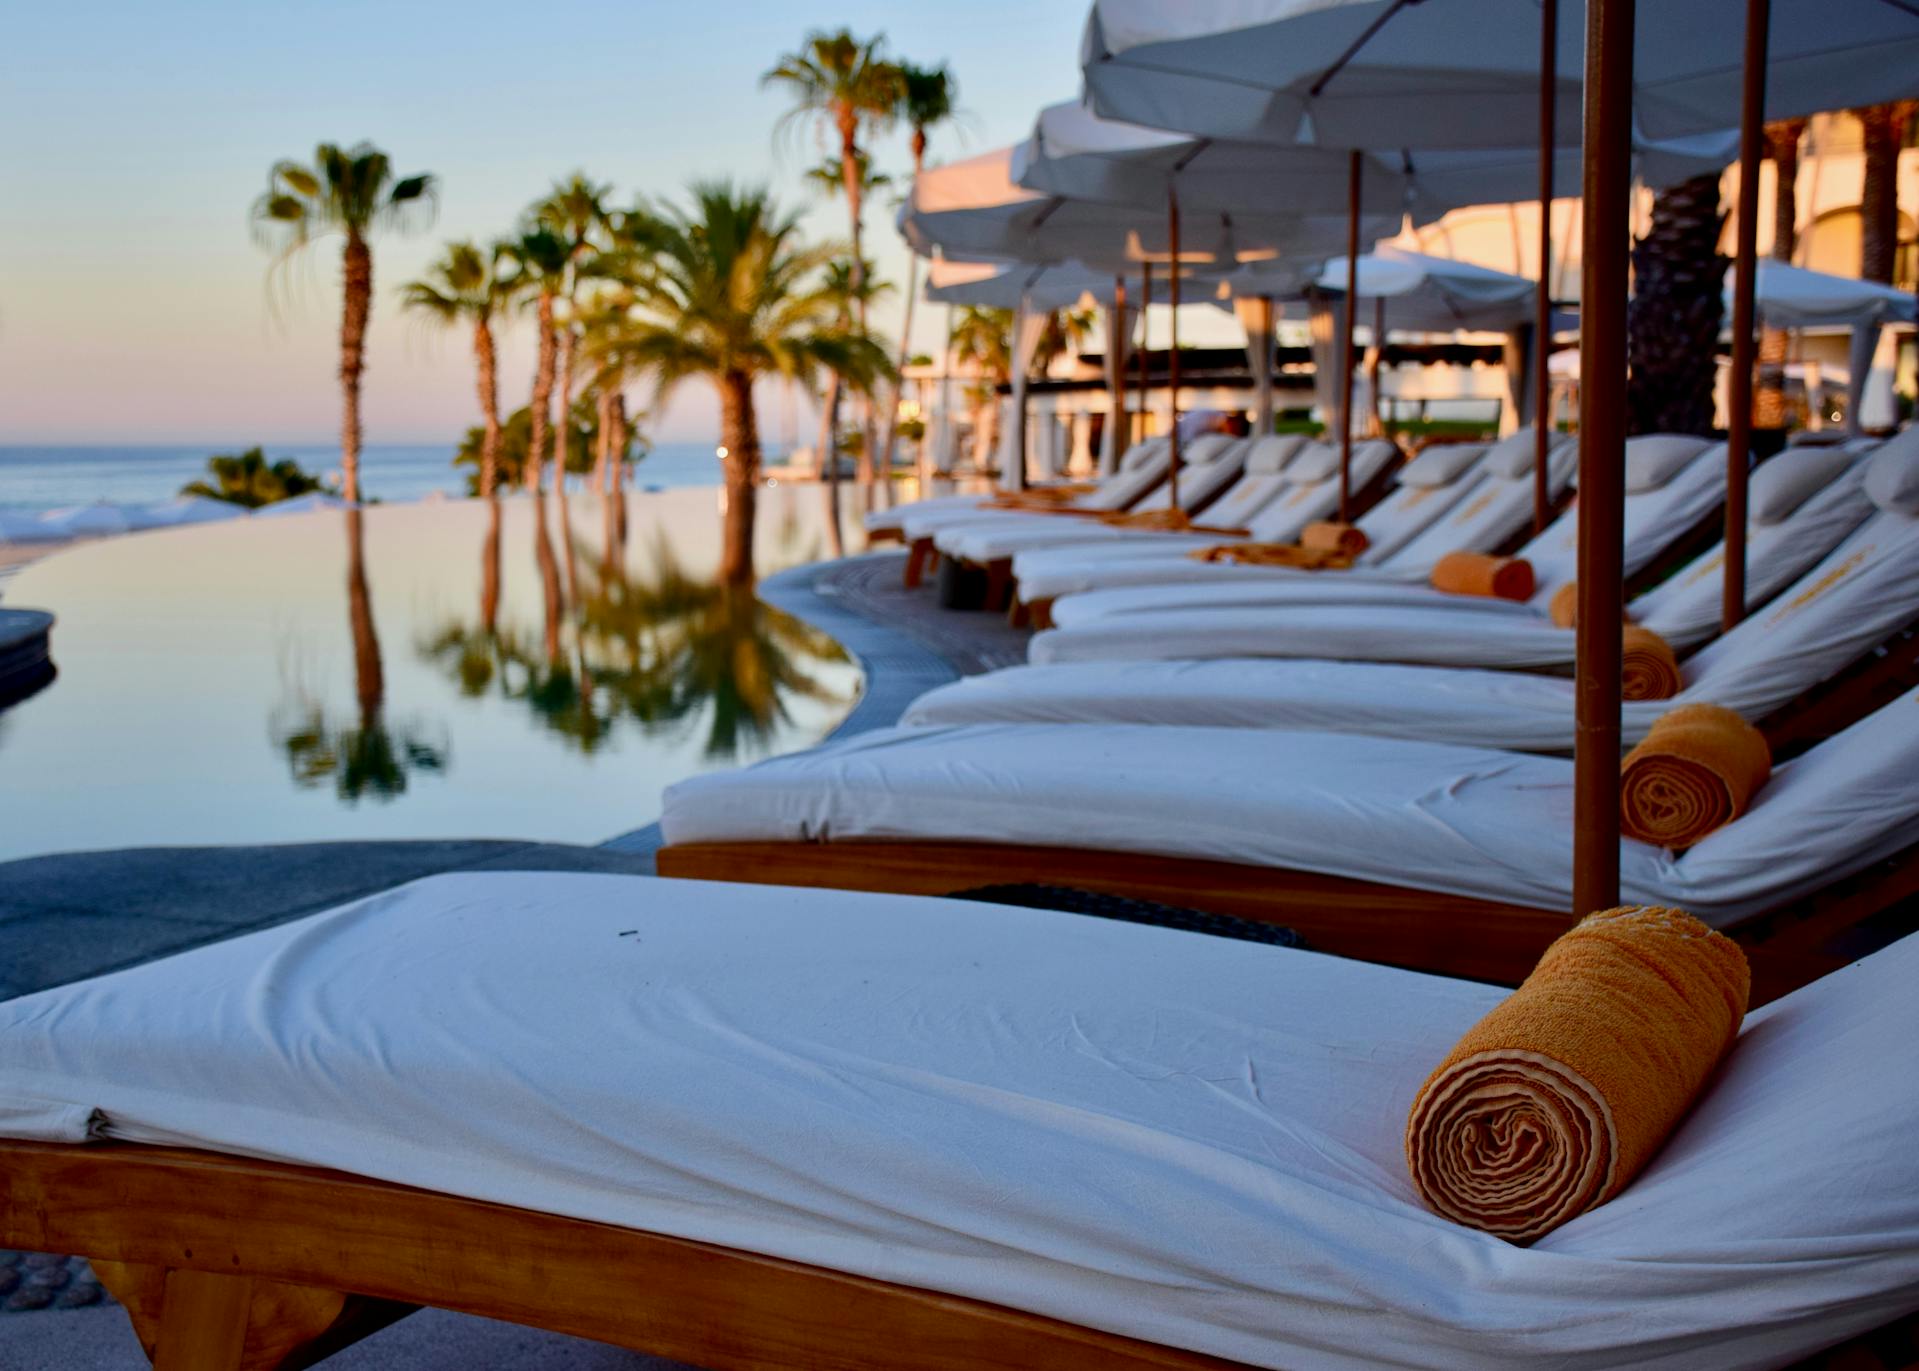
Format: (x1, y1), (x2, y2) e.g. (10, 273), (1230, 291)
(1549, 580), (1637, 629)
(1406, 905), (1749, 1244)
(1620, 703), (1772, 848)
(1620, 624), (1682, 700)
(1429, 551), (1535, 601)
(1300, 521), (1370, 556)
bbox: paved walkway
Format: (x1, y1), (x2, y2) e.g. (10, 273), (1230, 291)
(0, 548), (1024, 1369)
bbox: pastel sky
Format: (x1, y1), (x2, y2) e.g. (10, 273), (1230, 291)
(0, 0), (1115, 447)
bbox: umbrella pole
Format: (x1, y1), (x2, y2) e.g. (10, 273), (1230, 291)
(1533, 0), (1558, 535)
(1138, 262), (1152, 447)
(1112, 274), (1129, 469)
(1168, 187), (1182, 509)
(1340, 150), (1360, 521)
(1573, 0), (1634, 919)
(1724, 0), (1771, 630)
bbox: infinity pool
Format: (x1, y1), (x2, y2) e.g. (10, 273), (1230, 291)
(0, 487), (870, 860)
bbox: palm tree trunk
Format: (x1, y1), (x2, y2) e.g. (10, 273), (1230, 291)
(1857, 103), (1911, 284)
(1756, 120), (1806, 430)
(344, 507), (383, 719)
(1626, 173), (1727, 436)
(527, 293), (558, 492)
(592, 387), (613, 497)
(609, 391), (629, 547)
(553, 326), (577, 491)
(338, 231), (372, 504)
(480, 492), (502, 636)
(717, 367), (761, 586)
(838, 118), (877, 486)
(880, 144), (925, 485)
(473, 319), (503, 498)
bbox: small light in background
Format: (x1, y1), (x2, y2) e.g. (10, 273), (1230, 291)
(715, 445), (729, 460)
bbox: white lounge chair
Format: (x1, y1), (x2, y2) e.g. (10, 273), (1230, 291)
(661, 681), (1919, 989)
(1012, 427), (1567, 605)
(930, 433), (1264, 564)
(3, 871), (1915, 1370)
(1032, 435), (1732, 664)
(903, 444), (1910, 749)
(896, 436), (1172, 545)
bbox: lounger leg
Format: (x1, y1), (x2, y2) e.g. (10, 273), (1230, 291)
(903, 538), (933, 588)
(1029, 598), (1055, 630)
(152, 1269), (252, 1371)
(982, 559), (1014, 612)
(1007, 597), (1031, 628)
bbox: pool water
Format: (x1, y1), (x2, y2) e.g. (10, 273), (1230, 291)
(0, 486), (873, 860)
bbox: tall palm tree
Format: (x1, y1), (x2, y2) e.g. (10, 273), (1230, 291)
(1855, 103), (1915, 285)
(251, 143), (436, 504)
(803, 154), (897, 486)
(950, 306), (1013, 471)
(534, 175), (614, 494)
(588, 182), (890, 584)
(882, 62), (959, 476)
(1755, 119), (1808, 430)
(1626, 172), (1727, 436)
(501, 227), (571, 492)
(400, 240), (512, 497)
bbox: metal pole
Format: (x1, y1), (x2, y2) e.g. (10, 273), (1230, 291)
(1533, 0), (1558, 536)
(1168, 187), (1183, 509)
(1573, 0), (1634, 919)
(1724, 0), (1771, 630)
(1340, 150), (1361, 521)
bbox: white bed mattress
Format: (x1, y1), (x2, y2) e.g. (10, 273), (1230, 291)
(664, 686), (1919, 924)
(3, 871), (1913, 1370)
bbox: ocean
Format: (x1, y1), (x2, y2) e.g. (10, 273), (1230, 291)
(0, 442), (738, 515)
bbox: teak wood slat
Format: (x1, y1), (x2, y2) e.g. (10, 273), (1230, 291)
(0, 1141), (1255, 1371)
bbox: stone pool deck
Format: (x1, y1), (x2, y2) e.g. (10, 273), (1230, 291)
(0, 549), (1028, 1368)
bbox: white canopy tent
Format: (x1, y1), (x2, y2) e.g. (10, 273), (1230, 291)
(1743, 262), (1914, 435)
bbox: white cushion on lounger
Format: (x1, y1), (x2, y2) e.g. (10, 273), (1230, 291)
(1752, 445), (1859, 524)
(4, 872), (1915, 1370)
(1242, 440), (1400, 543)
(1276, 438), (1341, 481)
(1242, 432), (1308, 473)
(1481, 426), (1549, 479)
(1623, 432), (1713, 492)
(1397, 441), (1488, 486)
(666, 687), (1919, 922)
(1864, 427), (1919, 514)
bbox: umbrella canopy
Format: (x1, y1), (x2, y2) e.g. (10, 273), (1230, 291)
(1016, 100), (1732, 216)
(253, 493), (349, 518)
(0, 510), (68, 544)
(1740, 261), (1919, 329)
(1262, 247), (1541, 333)
(900, 145), (1400, 274)
(36, 503), (132, 537)
(1081, 0), (1919, 147)
(923, 257), (1122, 311)
(127, 495), (251, 531)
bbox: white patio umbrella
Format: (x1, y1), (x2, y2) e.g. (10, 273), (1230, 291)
(1267, 247), (1539, 332)
(36, 503), (132, 537)
(1739, 261), (1918, 435)
(126, 495), (251, 531)
(903, 146), (1399, 488)
(0, 510), (68, 544)
(1082, 0), (1919, 917)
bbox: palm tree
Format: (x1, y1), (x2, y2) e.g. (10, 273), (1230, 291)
(882, 62), (959, 477)
(181, 448), (331, 507)
(1856, 103), (1915, 285)
(401, 240), (512, 497)
(501, 227), (571, 492)
(588, 182), (891, 584)
(950, 306), (1013, 470)
(1626, 172), (1727, 436)
(1755, 120), (1808, 430)
(533, 175), (614, 494)
(251, 143), (436, 504)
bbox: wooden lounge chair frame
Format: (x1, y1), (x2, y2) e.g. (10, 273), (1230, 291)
(659, 835), (1919, 1008)
(0, 1139), (1254, 1371)
(5, 1053), (1917, 1370)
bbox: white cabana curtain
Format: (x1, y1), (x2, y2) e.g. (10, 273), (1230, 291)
(999, 302), (1053, 491)
(1306, 291), (1351, 438)
(1234, 295), (1276, 435)
(1102, 301), (1139, 472)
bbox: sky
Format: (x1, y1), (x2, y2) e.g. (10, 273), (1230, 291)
(0, 0), (1111, 448)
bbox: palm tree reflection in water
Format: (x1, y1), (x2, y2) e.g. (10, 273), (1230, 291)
(275, 508), (448, 800)
(420, 493), (853, 758)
